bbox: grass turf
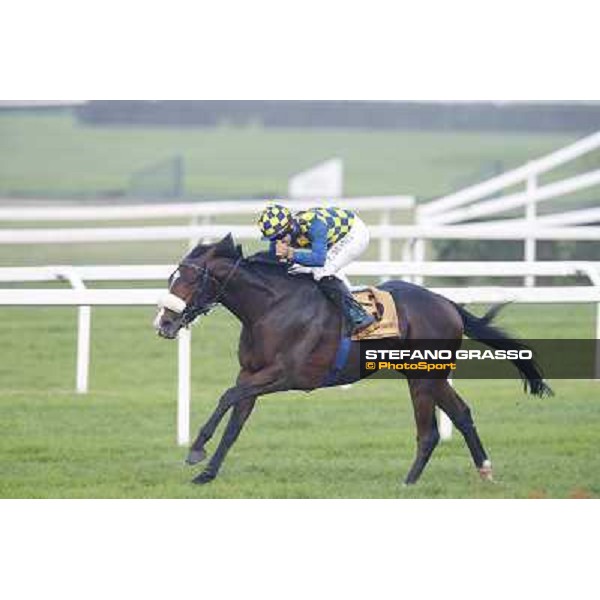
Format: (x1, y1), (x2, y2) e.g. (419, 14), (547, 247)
(0, 110), (577, 199)
(0, 302), (598, 498)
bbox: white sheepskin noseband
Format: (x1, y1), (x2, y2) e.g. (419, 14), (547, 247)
(158, 292), (187, 314)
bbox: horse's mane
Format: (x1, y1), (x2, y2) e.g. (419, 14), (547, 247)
(242, 251), (305, 281)
(244, 251), (282, 267)
(186, 236), (311, 283)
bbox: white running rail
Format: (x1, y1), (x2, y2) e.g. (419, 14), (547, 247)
(0, 224), (598, 244)
(415, 131), (600, 287)
(0, 195), (414, 222)
(418, 132), (600, 219)
(1, 261), (599, 446)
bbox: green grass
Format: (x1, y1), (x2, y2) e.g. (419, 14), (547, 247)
(0, 110), (578, 199)
(0, 303), (598, 498)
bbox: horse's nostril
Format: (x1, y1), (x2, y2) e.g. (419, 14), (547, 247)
(157, 322), (178, 339)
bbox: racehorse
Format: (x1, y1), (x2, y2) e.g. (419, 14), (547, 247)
(155, 234), (551, 486)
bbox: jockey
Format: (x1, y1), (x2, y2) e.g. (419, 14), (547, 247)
(258, 202), (376, 334)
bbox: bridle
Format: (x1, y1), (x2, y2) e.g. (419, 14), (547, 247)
(170, 256), (243, 326)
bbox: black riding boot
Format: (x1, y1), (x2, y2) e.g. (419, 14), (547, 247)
(318, 276), (376, 335)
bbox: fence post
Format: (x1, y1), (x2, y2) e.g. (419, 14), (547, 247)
(76, 306), (91, 394)
(401, 240), (413, 282)
(201, 215), (213, 244)
(596, 303), (600, 381)
(177, 327), (191, 446)
(584, 265), (600, 381)
(525, 172), (537, 287)
(189, 215), (213, 249)
(57, 270), (90, 394)
(188, 215), (198, 250)
(412, 238), (425, 285)
(379, 210), (391, 282)
(439, 375), (454, 440)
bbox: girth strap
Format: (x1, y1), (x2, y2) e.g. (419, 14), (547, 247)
(322, 336), (352, 387)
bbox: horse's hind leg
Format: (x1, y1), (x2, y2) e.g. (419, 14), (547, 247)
(435, 381), (493, 481)
(404, 379), (441, 485)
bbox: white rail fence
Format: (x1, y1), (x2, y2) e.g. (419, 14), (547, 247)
(418, 132), (600, 222)
(0, 194), (414, 262)
(2, 148), (598, 276)
(457, 206), (600, 229)
(1, 261), (599, 445)
(0, 195), (414, 222)
(415, 131), (600, 286)
(2, 223), (600, 244)
(0, 223), (598, 287)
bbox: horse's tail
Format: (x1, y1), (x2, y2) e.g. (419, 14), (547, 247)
(452, 302), (553, 397)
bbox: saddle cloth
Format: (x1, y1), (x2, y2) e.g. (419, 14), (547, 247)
(350, 286), (402, 341)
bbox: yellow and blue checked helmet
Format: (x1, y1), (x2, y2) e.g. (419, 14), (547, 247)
(258, 203), (294, 240)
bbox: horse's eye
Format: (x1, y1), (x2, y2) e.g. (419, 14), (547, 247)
(185, 269), (198, 282)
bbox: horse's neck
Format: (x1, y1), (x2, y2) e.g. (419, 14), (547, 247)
(213, 259), (292, 325)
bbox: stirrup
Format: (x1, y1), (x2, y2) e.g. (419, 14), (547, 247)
(351, 313), (376, 334)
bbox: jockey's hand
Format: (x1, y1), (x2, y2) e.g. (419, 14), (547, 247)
(275, 239), (294, 262)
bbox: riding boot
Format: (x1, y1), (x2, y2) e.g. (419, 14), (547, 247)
(318, 276), (376, 336)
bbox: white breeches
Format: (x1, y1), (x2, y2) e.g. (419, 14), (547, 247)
(289, 216), (370, 283)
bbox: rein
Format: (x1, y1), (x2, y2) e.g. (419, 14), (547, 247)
(177, 256), (243, 326)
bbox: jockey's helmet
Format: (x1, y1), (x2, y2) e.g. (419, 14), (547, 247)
(258, 203), (294, 240)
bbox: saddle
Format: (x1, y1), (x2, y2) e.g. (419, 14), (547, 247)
(350, 286), (402, 341)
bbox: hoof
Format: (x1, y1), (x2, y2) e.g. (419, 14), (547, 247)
(478, 460), (494, 482)
(192, 470), (216, 485)
(186, 448), (207, 466)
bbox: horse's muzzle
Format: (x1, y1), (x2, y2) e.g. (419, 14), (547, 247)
(154, 305), (184, 340)
(157, 319), (181, 339)
(155, 311), (181, 339)
(157, 326), (178, 339)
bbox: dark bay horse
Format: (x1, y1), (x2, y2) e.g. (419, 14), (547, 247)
(155, 234), (551, 486)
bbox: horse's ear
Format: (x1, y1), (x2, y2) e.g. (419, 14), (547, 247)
(214, 233), (237, 258)
(189, 242), (208, 259)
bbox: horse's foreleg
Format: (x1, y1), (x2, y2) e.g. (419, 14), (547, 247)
(190, 364), (287, 483)
(186, 386), (240, 465)
(192, 395), (257, 484)
(435, 381), (493, 481)
(404, 379), (440, 485)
